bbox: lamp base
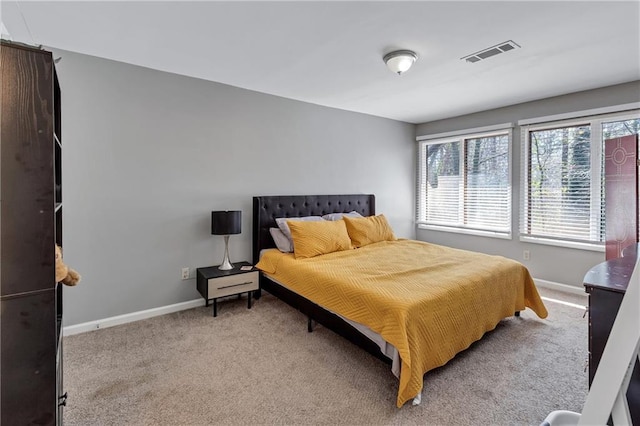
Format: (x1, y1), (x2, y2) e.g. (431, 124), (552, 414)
(218, 235), (234, 270)
(218, 259), (234, 270)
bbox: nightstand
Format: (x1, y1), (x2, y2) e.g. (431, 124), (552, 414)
(196, 261), (259, 317)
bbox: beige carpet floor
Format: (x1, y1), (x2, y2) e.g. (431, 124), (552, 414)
(63, 287), (588, 425)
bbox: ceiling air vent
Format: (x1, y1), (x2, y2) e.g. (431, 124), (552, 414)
(462, 40), (520, 63)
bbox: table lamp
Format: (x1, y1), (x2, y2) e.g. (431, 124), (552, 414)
(211, 210), (241, 270)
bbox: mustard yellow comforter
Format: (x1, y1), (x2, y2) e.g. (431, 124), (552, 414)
(256, 239), (548, 407)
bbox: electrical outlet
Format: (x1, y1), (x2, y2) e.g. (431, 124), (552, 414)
(523, 250), (530, 261)
(181, 267), (190, 280)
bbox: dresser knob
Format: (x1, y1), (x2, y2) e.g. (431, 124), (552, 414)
(58, 392), (68, 406)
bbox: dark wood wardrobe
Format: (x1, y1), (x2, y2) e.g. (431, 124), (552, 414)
(1, 40), (65, 425)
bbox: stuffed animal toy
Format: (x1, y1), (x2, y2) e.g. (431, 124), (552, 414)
(55, 244), (81, 286)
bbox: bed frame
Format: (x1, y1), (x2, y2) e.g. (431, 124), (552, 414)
(252, 194), (391, 364)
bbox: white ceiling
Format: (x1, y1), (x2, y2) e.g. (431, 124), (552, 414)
(2, 1), (639, 124)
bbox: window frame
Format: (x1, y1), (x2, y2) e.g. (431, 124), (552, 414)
(519, 110), (640, 251)
(417, 128), (513, 239)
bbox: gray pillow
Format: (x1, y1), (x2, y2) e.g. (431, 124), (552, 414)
(269, 228), (293, 253)
(322, 211), (364, 221)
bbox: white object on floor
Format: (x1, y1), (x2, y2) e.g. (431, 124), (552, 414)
(541, 257), (640, 426)
(412, 392), (422, 405)
(541, 410), (581, 426)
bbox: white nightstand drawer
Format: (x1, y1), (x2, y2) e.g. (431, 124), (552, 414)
(208, 271), (259, 298)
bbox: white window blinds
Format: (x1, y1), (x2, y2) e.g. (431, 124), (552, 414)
(520, 112), (640, 247)
(521, 123), (597, 242)
(417, 129), (512, 237)
(465, 135), (511, 232)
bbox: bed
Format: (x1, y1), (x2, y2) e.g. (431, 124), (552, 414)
(252, 194), (548, 407)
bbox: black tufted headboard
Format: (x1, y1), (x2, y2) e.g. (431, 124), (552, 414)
(252, 194), (375, 264)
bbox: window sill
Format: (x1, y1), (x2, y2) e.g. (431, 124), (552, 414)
(519, 235), (605, 252)
(417, 224), (512, 240)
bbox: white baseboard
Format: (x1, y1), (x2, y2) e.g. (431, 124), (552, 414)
(63, 298), (205, 336)
(533, 278), (587, 296)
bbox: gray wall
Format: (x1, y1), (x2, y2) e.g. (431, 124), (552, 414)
(54, 49), (415, 326)
(415, 81), (640, 288)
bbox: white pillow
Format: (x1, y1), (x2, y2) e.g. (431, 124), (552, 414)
(322, 211), (364, 221)
(275, 216), (324, 241)
(269, 228), (293, 253)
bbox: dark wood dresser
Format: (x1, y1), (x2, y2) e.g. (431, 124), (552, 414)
(583, 243), (640, 424)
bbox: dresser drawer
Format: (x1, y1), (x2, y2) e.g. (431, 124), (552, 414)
(208, 271), (259, 298)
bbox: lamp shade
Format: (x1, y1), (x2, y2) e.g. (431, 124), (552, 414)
(383, 50), (417, 75)
(211, 210), (241, 235)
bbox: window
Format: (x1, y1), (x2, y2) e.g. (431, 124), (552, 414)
(417, 129), (511, 238)
(520, 112), (640, 249)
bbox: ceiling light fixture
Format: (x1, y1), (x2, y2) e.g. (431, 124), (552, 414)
(383, 50), (418, 75)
